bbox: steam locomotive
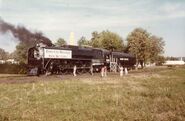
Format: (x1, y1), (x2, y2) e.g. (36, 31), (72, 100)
(27, 43), (136, 75)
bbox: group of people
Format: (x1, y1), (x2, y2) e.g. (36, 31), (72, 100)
(73, 65), (93, 77)
(119, 66), (128, 77)
(101, 66), (128, 77)
(73, 65), (128, 77)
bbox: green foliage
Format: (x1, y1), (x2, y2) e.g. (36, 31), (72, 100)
(127, 28), (150, 67)
(1, 18), (52, 64)
(155, 55), (166, 65)
(0, 63), (27, 74)
(8, 51), (16, 59)
(166, 56), (179, 61)
(101, 31), (124, 51)
(14, 42), (31, 64)
(149, 36), (165, 63)
(55, 38), (67, 46)
(0, 48), (9, 60)
(91, 31), (101, 48)
(77, 36), (91, 46)
(127, 28), (165, 67)
(14, 32), (52, 64)
(91, 30), (124, 51)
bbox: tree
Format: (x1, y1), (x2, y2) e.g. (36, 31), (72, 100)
(91, 30), (124, 51)
(166, 56), (178, 61)
(101, 31), (124, 51)
(149, 35), (165, 63)
(14, 32), (49, 64)
(0, 48), (8, 60)
(1, 18), (53, 64)
(127, 28), (151, 68)
(91, 31), (101, 48)
(55, 38), (67, 46)
(14, 42), (28, 63)
(77, 36), (91, 46)
(127, 28), (165, 68)
(155, 55), (166, 66)
(8, 51), (16, 59)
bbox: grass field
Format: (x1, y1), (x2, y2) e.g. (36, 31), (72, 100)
(0, 67), (185, 121)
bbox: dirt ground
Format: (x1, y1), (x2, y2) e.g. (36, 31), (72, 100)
(0, 66), (169, 84)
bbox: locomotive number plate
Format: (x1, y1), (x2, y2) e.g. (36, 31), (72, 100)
(120, 58), (129, 61)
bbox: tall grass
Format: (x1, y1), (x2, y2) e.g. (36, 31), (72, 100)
(0, 67), (185, 121)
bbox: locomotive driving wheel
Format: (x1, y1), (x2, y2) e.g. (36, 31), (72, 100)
(76, 68), (82, 74)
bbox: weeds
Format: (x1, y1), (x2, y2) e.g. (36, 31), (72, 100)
(0, 67), (185, 121)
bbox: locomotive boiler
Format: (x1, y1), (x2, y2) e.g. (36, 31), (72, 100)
(27, 43), (136, 75)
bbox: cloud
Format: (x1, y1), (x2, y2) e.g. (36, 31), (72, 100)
(1, 0), (184, 31)
(159, 2), (185, 18)
(1, 1), (184, 36)
(0, 31), (19, 52)
(160, 2), (184, 13)
(0, 0), (185, 56)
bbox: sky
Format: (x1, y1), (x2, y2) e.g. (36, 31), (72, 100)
(0, 0), (185, 56)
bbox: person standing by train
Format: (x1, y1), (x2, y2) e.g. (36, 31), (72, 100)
(125, 67), (128, 75)
(104, 65), (107, 77)
(101, 66), (104, 77)
(73, 65), (77, 76)
(119, 66), (123, 77)
(101, 65), (107, 77)
(90, 64), (94, 76)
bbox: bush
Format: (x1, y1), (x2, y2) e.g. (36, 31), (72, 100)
(0, 63), (27, 74)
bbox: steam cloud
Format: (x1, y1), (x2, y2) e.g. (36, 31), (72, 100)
(0, 18), (52, 46)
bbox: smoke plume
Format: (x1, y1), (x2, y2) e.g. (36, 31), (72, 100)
(0, 18), (52, 46)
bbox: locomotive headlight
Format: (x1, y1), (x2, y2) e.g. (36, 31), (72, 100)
(34, 46), (44, 60)
(106, 59), (110, 62)
(34, 49), (39, 58)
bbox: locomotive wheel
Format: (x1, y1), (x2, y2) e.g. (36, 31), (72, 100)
(82, 68), (88, 73)
(68, 69), (73, 74)
(61, 69), (68, 75)
(76, 69), (83, 75)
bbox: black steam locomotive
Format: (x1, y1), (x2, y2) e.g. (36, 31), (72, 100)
(27, 43), (136, 75)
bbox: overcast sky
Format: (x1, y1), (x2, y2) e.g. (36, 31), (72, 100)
(0, 0), (185, 56)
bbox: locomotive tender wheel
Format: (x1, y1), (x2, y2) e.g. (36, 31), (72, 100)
(61, 69), (68, 75)
(81, 68), (87, 73)
(76, 69), (83, 74)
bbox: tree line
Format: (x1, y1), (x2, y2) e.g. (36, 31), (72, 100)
(54, 28), (165, 68)
(77, 28), (165, 68)
(1, 27), (165, 68)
